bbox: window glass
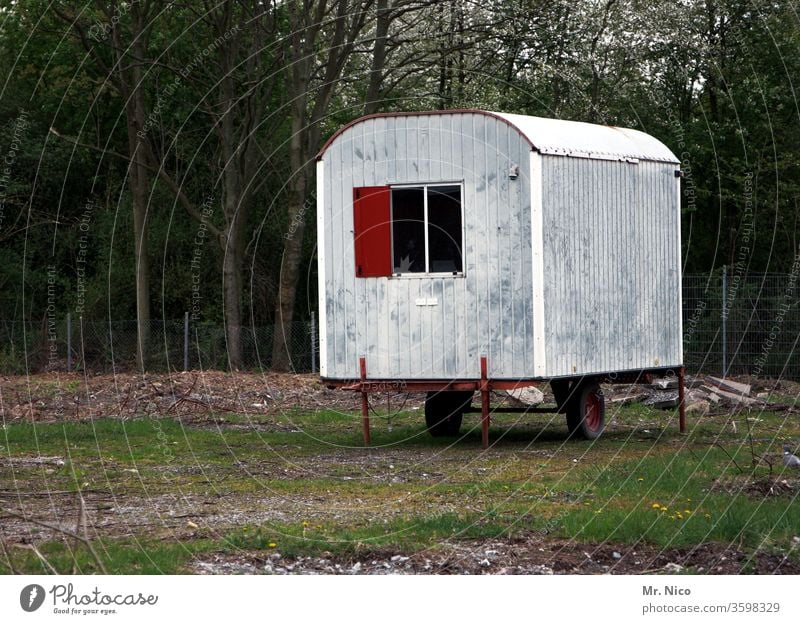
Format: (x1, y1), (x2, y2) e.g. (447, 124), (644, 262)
(390, 184), (463, 275)
(427, 185), (462, 273)
(391, 187), (425, 273)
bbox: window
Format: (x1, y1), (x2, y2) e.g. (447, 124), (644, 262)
(392, 184), (463, 275)
(352, 183), (463, 278)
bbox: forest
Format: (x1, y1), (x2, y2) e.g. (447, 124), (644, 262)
(1, 0), (798, 371)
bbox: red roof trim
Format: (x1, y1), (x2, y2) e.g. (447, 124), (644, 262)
(315, 109), (535, 160)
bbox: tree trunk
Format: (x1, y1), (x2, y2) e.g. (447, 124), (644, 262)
(219, 37), (246, 370)
(271, 0), (371, 372)
(55, 2), (154, 370)
(130, 154), (150, 371)
(127, 31), (151, 371)
(271, 115), (308, 372)
(222, 222), (244, 370)
(364, 0), (389, 114)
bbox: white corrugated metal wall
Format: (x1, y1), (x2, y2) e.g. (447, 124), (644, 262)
(319, 111), (681, 381)
(540, 156), (682, 376)
(320, 112), (534, 379)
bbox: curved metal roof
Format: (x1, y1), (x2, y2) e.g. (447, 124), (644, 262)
(317, 109), (679, 164)
(491, 111), (679, 163)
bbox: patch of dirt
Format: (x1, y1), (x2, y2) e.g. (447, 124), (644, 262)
(0, 490), (372, 544)
(0, 371), (544, 429)
(0, 371), (415, 423)
(5, 371), (792, 426)
(711, 475), (800, 498)
(0, 446), (489, 544)
(190, 535), (800, 575)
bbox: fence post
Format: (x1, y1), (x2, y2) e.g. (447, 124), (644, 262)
(721, 265), (727, 377)
(310, 311), (317, 374)
(79, 316), (84, 372)
(184, 311), (189, 372)
(66, 312), (72, 372)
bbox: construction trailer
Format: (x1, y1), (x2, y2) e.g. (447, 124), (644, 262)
(316, 109), (685, 447)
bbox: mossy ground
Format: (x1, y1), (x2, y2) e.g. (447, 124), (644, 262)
(2, 396), (799, 573)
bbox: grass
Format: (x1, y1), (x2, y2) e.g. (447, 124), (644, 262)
(3, 537), (215, 574)
(558, 452), (800, 547)
(2, 400), (800, 573)
(223, 512), (510, 559)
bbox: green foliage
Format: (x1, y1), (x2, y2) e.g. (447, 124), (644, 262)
(1, 0), (799, 360)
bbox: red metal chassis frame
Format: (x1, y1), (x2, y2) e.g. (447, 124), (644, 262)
(325, 356), (687, 449)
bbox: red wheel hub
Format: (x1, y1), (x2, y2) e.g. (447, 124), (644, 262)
(585, 392), (602, 431)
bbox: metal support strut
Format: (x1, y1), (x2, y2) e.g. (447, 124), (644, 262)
(678, 366), (686, 434)
(480, 356), (490, 449)
(360, 356), (370, 446)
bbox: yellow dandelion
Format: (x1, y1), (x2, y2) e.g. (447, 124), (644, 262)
(676, 513), (684, 520)
(302, 521), (309, 527)
(684, 509), (691, 514)
(651, 503), (661, 509)
(637, 477), (644, 482)
(268, 542), (277, 548)
(659, 505), (668, 512)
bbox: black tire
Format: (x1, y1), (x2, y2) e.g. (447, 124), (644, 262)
(566, 381), (605, 440)
(425, 391), (472, 437)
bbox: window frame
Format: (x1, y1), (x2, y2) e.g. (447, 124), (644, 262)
(389, 181), (465, 278)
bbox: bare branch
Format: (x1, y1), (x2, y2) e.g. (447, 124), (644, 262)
(4, 508), (108, 574)
(12, 543), (58, 575)
(0, 539), (19, 575)
(48, 128), (222, 239)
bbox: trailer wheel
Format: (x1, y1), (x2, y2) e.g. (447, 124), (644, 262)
(425, 391), (472, 437)
(566, 382), (605, 440)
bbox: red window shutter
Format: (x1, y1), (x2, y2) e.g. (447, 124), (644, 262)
(353, 186), (391, 277)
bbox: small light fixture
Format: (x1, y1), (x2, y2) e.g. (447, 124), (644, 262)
(509, 164), (519, 179)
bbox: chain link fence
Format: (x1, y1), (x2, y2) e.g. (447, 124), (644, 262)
(2, 272), (799, 376)
(0, 316), (318, 374)
(683, 271), (800, 378)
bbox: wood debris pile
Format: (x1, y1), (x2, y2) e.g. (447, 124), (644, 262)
(604, 374), (790, 414)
